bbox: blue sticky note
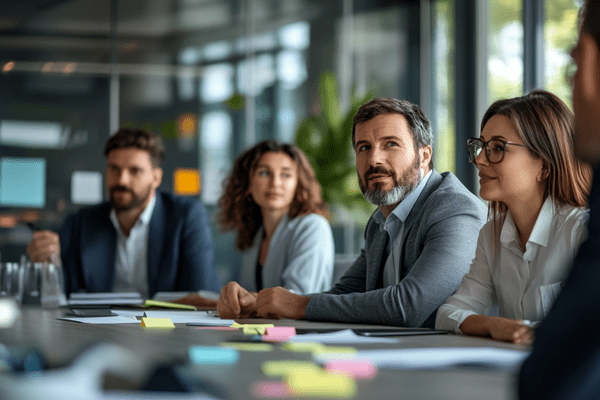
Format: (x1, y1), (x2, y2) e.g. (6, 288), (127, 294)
(188, 346), (239, 365)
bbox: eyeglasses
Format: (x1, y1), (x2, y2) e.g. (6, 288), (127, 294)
(467, 138), (528, 164)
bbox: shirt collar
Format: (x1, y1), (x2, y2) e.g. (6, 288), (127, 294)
(500, 197), (555, 248)
(372, 170), (433, 227)
(110, 194), (157, 235)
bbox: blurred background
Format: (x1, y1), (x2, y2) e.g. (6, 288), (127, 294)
(0, 0), (581, 284)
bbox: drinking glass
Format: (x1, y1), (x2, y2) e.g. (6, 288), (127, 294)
(0, 262), (22, 303)
(20, 262), (41, 305)
(40, 263), (66, 309)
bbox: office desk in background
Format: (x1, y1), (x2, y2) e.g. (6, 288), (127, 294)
(0, 306), (526, 399)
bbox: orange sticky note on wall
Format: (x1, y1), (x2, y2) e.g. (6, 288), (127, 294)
(174, 169), (201, 196)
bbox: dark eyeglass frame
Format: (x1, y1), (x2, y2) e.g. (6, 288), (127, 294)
(466, 137), (528, 164)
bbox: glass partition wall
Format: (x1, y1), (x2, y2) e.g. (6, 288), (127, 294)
(0, 0), (425, 283)
(0, 0), (580, 283)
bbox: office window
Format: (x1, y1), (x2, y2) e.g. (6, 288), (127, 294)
(545, 0), (580, 106)
(435, 0), (455, 174)
(488, 0), (523, 103)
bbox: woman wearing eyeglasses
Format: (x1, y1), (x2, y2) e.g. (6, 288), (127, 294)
(435, 90), (592, 344)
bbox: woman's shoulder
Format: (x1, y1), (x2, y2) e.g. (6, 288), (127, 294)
(555, 203), (589, 227)
(287, 213), (330, 228)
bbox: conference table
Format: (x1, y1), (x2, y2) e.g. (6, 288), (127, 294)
(0, 305), (527, 399)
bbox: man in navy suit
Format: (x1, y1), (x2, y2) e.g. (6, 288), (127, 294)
(27, 128), (219, 298)
(519, 1), (600, 398)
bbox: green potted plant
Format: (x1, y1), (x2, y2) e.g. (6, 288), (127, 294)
(295, 71), (375, 226)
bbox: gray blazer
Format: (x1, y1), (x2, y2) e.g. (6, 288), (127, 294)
(239, 213), (334, 294)
(305, 170), (487, 328)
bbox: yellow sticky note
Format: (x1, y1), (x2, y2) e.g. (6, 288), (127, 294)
(141, 317), (175, 328)
(230, 322), (244, 328)
(312, 346), (357, 357)
(261, 360), (323, 377)
(221, 342), (273, 352)
(282, 342), (326, 353)
(286, 371), (357, 398)
(240, 324), (275, 335)
(143, 299), (197, 311)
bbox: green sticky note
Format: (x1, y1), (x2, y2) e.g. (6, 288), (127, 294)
(282, 342), (326, 353)
(221, 342), (273, 352)
(312, 346), (357, 357)
(143, 299), (197, 311)
(240, 324), (275, 335)
(286, 371), (357, 398)
(262, 360), (323, 377)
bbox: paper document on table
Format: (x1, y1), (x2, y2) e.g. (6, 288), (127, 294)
(58, 316), (140, 324)
(289, 329), (401, 344)
(143, 310), (234, 325)
(314, 347), (530, 369)
(68, 292), (143, 306)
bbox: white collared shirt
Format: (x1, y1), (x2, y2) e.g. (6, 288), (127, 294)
(372, 170), (433, 287)
(110, 195), (157, 298)
(436, 197), (589, 333)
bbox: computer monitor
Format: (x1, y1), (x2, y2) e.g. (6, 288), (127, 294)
(0, 157), (46, 208)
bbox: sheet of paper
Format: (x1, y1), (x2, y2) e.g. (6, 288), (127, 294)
(289, 329), (401, 344)
(143, 311), (234, 325)
(58, 316), (140, 324)
(71, 171), (103, 205)
(314, 347), (530, 369)
(68, 292), (143, 306)
(70, 292), (142, 299)
(112, 310), (145, 318)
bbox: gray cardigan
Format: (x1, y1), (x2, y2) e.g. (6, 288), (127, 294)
(305, 170), (487, 328)
(239, 213), (334, 294)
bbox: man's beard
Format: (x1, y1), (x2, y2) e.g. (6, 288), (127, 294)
(358, 154), (422, 206)
(109, 184), (153, 212)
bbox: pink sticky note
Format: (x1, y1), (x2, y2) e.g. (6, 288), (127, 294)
(252, 381), (293, 398)
(324, 360), (378, 379)
(265, 327), (296, 336)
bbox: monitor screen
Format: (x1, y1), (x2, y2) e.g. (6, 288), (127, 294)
(0, 157), (46, 208)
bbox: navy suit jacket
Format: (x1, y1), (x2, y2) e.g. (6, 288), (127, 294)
(59, 190), (220, 297)
(519, 167), (600, 399)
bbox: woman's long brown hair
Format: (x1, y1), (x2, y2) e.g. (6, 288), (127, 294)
(217, 140), (329, 251)
(480, 90), (592, 240)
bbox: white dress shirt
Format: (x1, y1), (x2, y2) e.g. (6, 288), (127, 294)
(110, 195), (157, 298)
(372, 171), (432, 287)
(436, 197), (588, 333)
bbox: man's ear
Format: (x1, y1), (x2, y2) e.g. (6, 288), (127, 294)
(419, 145), (433, 171)
(153, 167), (163, 189)
(581, 33), (600, 100)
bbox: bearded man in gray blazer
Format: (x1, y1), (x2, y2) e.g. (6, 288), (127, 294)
(218, 97), (487, 328)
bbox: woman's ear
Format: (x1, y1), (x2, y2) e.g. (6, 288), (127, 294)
(537, 163), (550, 182)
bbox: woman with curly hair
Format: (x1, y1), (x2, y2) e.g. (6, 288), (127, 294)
(436, 90), (592, 344)
(215, 140), (334, 316)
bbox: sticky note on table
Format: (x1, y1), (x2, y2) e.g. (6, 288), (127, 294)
(141, 318), (175, 328)
(313, 346), (357, 357)
(221, 342), (273, 352)
(262, 326), (297, 342)
(189, 346), (239, 365)
(252, 381), (294, 398)
(282, 342), (326, 353)
(262, 360), (323, 377)
(324, 360), (378, 379)
(286, 371), (357, 398)
(240, 324), (275, 335)
(143, 299), (197, 310)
